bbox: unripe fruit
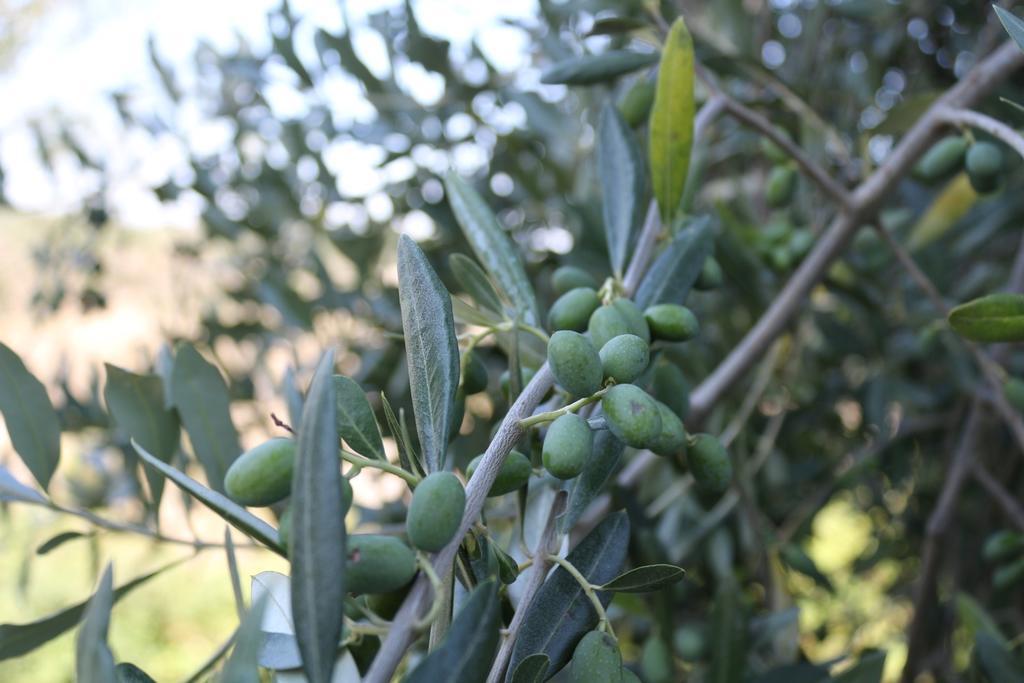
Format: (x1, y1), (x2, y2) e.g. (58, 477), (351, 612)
(224, 438), (296, 507)
(552, 265), (599, 295)
(570, 630), (623, 683)
(765, 165), (797, 207)
(462, 351), (488, 394)
(966, 141), (1003, 194)
(346, 534), (418, 594)
(760, 137), (789, 163)
(599, 334), (650, 384)
(641, 636), (673, 683)
(466, 450), (532, 496)
(914, 135), (968, 181)
(366, 582), (412, 620)
(652, 360), (689, 419)
(673, 624), (707, 661)
(612, 298), (650, 343)
(548, 330), (603, 397)
(548, 287), (601, 332)
(644, 304), (699, 342)
(694, 257), (723, 290)
(588, 305), (632, 350)
(602, 384), (663, 449)
(618, 78), (656, 127)
(686, 434), (732, 495)
(500, 366), (537, 401)
(648, 401), (686, 457)
(407, 472), (465, 552)
(542, 413), (593, 479)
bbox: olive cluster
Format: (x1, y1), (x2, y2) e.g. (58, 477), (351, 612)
(541, 266), (732, 494)
(915, 134), (1004, 193)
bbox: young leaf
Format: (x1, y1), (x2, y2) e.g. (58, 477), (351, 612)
(510, 653), (550, 683)
(599, 564), (686, 593)
(450, 253), (505, 316)
(598, 104), (645, 278)
(170, 343), (241, 492)
(453, 296), (503, 328)
(36, 530), (92, 556)
(0, 466), (46, 504)
(506, 511), (631, 680)
(948, 293), (1024, 342)
(995, 6), (1024, 53)
(133, 440), (284, 555)
(0, 341), (61, 490)
(220, 595), (269, 683)
(380, 392), (417, 475)
(290, 350), (346, 683)
(444, 173), (540, 325)
(104, 364), (180, 508)
(405, 580), (500, 683)
(75, 563), (116, 683)
(634, 216), (713, 309)
(333, 375), (385, 460)
(559, 430), (626, 534)
(540, 50), (658, 85)
(649, 17), (695, 223)
(398, 235), (460, 472)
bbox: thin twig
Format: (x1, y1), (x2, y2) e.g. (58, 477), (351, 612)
(937, 106), (1024, 159)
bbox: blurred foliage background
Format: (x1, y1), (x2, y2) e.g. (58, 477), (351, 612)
(4, 0), (1024, 681)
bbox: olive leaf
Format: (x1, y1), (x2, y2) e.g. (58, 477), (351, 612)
(0, 341), (61, 490)
(649, 17), (695, 224)
(540, 50), (658, 85)
(509, 653), (550, 683)
(75, 563), (116, 683)
(282, 366), (305, 427)
(450, 252), (505, 317)
(405, 580), (500, 683)
(170, 343), (241, 492)
(104, 363), (180, 509)
(333, 375), (385, 460)
(995, 6), (1024, 53)
(290, 349), (346, 683)
(974, 632), (1024, 683)
(599, 564), (686, 593)
(0, 466), (46, 504)
(36, 530), (92, 556)
(0, 557), (185, 660)
(506, 511), (631, 680)
(452, 295), (504, 328)
(398, 234), (460, 473)
(709, 578), (747, 683)
(220, 595), (269, 683)
(114, 663), (157, 682)
(948, 293), (1024, 342)
(634, 216), (713, 309)
(598, 103), (645, 278)
(133, 440), (284, 555)
(559, 430), (626, 534)
(444, 172), (540, 325)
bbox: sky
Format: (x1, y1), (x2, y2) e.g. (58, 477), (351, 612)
(0, 0), (537, 227)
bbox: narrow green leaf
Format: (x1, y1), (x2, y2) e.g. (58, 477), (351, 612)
(104, 364), (180, 509)
(649, 17), (695, 223)
(219, 595), (269, 683)
(995, 6), (1024, 53)
(170, 343), (241, 492)
(282, 366), (304, 428)
(333, 375), (385, 460)
(599, 564), (686, 593)
(380, 392), (417, 476)
(452, 296), (503, 328)
(224, 528), (245, 619)
(0, 466), (46, 504)
(559, 430), (626, 534)
(509, 653), (550, 683)
(780, 544), (833, 592)
(450, 253), (505, 316)
(975, 632), (1024, 683)
(0, 342), (61, 489)
(957, 592), (1009, 647)
(133, 440), (284, 555)
(634, 216), (713, 309)
(540, 50), (658, 85)
(444, 173), (540, 325)
(290, 350), (346, 683)
(0, 558), (183, 660)
(398, 235), (460, 472)
(506, 512), (631, 680)
(36, 530), (92, 556)
(405, 580), (500, 683)
(709, 579), (747, 683)
(75, 563), (116, 683)
(598, 104), (645, 278)
(827, 651), (886, 683)
(115, 662), (157, 682)
(948, 293), (1024, 342)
